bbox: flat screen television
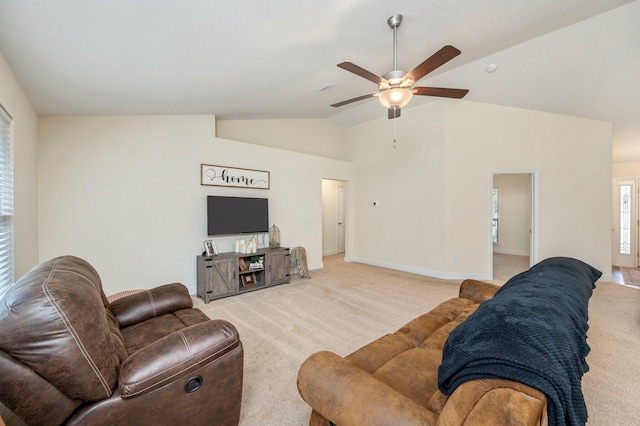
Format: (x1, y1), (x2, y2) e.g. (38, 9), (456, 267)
(207, 196), (269, 236)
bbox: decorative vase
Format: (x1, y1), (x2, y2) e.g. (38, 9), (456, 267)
(269, 224), (280, 247)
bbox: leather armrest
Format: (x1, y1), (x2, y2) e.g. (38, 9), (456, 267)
(109, 283), (193, 327)
(118, 319), (240, 398)
(458, 279), (501, 304)
(436, 378), (547, 426)
(297, 351), (438, 426)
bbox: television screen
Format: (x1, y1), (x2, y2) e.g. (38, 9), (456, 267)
(207, 196), (269, 236)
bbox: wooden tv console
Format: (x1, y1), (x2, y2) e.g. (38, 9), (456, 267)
(196, 247), (290, 303)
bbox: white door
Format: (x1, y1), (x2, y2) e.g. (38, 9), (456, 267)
(337, 185), (346, 253)
(613, 179), (637, 267)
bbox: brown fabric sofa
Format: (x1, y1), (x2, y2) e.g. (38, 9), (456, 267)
(0, 256), (243, 426)
(297, 279), (549, 426)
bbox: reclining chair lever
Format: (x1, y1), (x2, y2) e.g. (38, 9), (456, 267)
(184, 376), (204, 393)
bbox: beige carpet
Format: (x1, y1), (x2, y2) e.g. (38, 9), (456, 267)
(2, 256), (639, 425)
(196, 256), (466, 425)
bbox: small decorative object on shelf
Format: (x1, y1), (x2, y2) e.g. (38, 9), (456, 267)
(203, 239), (218, 256)
(242, 273), (257, 288)
(249, 256), (264, 270)
(238, 258), (248, 272)
(269, 224), (280, 247)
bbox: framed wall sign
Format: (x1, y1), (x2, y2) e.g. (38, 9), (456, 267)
(201, 164), (270, 189)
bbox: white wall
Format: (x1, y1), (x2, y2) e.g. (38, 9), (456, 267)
(217, 118), (346, 160)
(344, 101), (448, 274)
(37, 115), (353, 295)
(346, 99), (612, 280)
(613, 162), (640, 178)
(1, 43), (617, 295)
(0, 53), (39, 278)
(28, 99), (615, 292)
(493, 174), (531, 256)
(444, 101), (611, 278)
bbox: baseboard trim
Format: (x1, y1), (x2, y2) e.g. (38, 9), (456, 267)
(346, 257), (614, 283)
(493, 248), (530, 256)
(348, 257), (491, 281)
(599, 273), (614, 282)
(189, 261), (615, 295)
(308, 262), (323, 270)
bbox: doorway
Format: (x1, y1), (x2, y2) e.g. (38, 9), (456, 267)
(321, 179), (347, 256)
(491, 173), (535, 279)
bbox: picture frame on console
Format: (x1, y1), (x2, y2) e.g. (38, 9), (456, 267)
(242, 273), (257, 288)
(239, 258), (248, 272)
(203, 240), (218, 256)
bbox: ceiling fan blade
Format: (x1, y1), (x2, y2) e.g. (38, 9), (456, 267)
(413, 86), (469, 99)
(330, 93), (378, 108)
(402, 45), (461, 85)
(388, 107), (401, 119)
(337, 62), (386, 85)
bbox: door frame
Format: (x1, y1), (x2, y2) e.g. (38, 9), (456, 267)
(336, 184), (346, 253)
(321, 178), (348, 256)
(489, 171), (538, 279)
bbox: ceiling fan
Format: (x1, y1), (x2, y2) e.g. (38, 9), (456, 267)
(331, 14), (469, 119)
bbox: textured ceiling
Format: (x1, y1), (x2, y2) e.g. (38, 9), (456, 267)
(0, 0), (638, 161)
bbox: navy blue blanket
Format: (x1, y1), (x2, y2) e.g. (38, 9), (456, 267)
(438, 257), (601, 426)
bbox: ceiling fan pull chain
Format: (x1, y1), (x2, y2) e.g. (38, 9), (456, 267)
(393, 116), (397, 149)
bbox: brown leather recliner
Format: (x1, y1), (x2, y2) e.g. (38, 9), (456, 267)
(0, 255), (243, 426)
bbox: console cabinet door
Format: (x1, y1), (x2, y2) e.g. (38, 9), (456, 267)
(197, 256), (237, 302)
(267, 249), (290, 285)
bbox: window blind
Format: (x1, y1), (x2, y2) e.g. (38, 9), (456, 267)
(0, 103), (14, 299)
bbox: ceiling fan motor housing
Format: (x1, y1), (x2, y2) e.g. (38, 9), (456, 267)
(382, 70), (406, 83)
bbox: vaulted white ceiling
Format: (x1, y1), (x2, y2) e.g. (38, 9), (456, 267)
(1, 0), (638, 161)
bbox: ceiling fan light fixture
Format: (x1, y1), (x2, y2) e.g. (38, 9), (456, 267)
(379, 87), (413, 109)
